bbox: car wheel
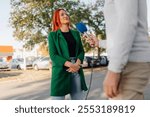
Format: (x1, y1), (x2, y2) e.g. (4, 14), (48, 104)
(88, 62), (93, 67)
(34, 65), (39, 71)
(17, 65), (21, 70)
(87, 62), (90, 67)
(100, 57), (107, 66)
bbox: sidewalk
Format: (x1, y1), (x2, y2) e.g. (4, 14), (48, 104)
(0, 68), (150, 100)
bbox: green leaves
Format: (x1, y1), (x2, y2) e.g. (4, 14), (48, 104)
(10, 0), (105, 54)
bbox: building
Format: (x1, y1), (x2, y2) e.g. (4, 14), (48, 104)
(0, 46), (13, 61)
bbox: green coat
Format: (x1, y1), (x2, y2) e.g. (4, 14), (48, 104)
(48, 29), (88, 96)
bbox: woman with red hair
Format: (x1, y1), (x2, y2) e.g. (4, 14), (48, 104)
(48, 9), (87, 100)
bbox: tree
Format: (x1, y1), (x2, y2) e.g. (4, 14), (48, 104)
(10, 0), (105, 55)
(83, 0), (106, 57)
(60, 0), (106, 55)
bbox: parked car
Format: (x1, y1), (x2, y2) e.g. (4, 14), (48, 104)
(10, 59), (21, 70)
(32, 57), (45, 64)
(11, 58), (33, 70)
(81, 57), (88, 68)
(32, 57), (52, 70)
(0, 58), (11, 70)
(82, 56), (100, 68)
(99, 56), (109, 66)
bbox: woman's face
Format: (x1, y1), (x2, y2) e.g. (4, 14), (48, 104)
(59, 10), (70, 25)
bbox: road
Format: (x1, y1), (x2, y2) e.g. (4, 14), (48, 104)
(0, 67), (150, 100)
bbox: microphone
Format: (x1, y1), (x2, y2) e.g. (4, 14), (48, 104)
(75, 22), (90, 38)
(75, 22), (94, 99)
(75, 22), (94, 47)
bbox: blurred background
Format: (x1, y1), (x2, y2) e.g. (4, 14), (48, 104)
(0, 0), (150, 100)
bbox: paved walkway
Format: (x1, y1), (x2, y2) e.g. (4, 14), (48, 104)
(0, 68), (150, 100)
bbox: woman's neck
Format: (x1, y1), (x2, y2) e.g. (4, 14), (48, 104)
(60, 25), (69, 32)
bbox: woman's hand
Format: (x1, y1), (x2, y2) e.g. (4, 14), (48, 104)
(66, 64), (80, 73)
(68, 59), (81, 73)
(75, 59), (81, 66)
(64, 61), (80, 73)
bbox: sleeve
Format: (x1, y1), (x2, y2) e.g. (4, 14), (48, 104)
(108, 0), (138, 73)
(99, 40), (107, 48)
(76, 31), (85, 63)
(48, 32), (68, 66)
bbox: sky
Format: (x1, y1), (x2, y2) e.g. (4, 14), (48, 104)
(0, 0), (150, 49)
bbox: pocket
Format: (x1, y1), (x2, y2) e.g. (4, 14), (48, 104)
(121, 62), (150, 79)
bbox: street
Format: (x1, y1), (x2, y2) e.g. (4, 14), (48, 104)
(0, 67), (150, 100)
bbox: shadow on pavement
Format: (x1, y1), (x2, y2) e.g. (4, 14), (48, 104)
(2, 68), (149, 100)
(0, 71), (22, 79)
(2, 78), (50, 100)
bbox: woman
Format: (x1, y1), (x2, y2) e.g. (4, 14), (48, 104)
(48, 9), (87, 100)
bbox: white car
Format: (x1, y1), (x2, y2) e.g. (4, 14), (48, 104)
(32, 57), (51, 70)
(10, 59), (21, 70)
(10, 58), (33, 70)
(0, 58), (11, 70)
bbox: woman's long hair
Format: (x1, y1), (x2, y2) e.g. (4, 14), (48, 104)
(52, 9), (70, 31)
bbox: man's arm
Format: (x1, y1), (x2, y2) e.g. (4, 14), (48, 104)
(104, 0), (138, 98)
(108, 0), (138, 73)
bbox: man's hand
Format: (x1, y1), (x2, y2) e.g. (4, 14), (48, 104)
(103, 70), (121, 98)
(82, 34), (99, 47)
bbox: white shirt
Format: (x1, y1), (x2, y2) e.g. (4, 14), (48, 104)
(104, 0), (150, 72)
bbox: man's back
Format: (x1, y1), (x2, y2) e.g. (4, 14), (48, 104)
(130, 0), (150, 62)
